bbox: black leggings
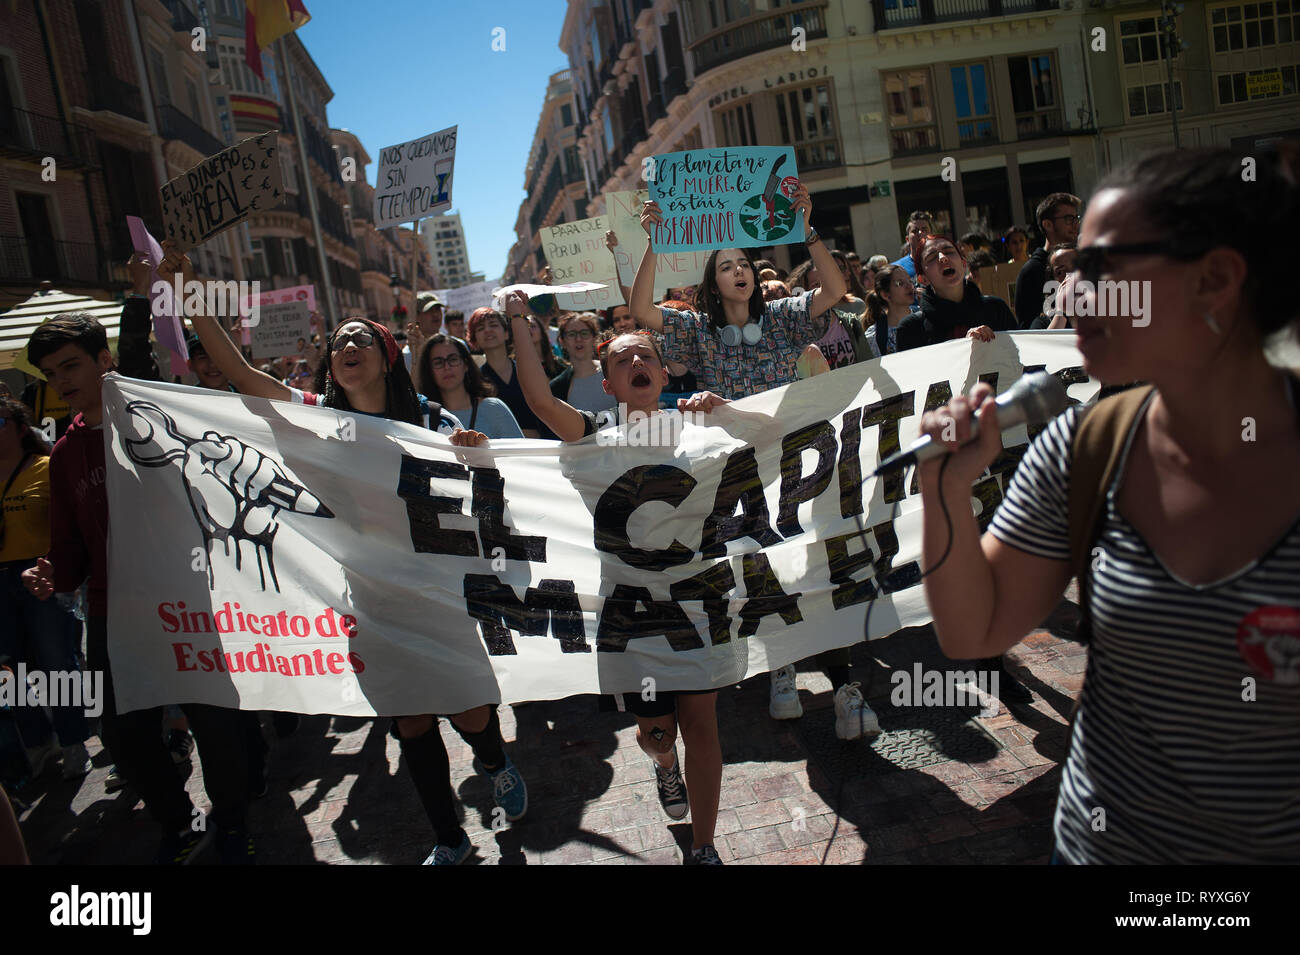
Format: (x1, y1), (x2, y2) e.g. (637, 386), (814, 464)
(89, 617), (249, 831)
(395, 708), (506, 848)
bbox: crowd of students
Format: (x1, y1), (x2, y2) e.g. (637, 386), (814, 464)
(1, 144), (1297, 867)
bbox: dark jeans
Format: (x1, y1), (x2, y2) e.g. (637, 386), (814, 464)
(88, 616), (249, 831)
(0, 564), (89, 749)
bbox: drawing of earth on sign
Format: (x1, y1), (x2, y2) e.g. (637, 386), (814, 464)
(739, 154), (796, 243)
(740, 193), (795, 242)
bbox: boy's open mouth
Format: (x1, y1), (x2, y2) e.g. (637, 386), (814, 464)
(631, 371), (651, 387)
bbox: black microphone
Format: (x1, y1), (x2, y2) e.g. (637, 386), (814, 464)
(871, 372), (1069, 477)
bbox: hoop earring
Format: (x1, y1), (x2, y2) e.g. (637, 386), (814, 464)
(1203, 311), (1222, 335)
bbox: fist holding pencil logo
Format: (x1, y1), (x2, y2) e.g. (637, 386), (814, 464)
(123, 401), (334, 592)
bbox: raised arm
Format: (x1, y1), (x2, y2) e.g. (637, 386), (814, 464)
(917, 383), (1071, 658)
(159, 240), (291, 401)
(504, 292), (588, 442)
(796, 183), (847, 320)
(629, 202), (665, 333)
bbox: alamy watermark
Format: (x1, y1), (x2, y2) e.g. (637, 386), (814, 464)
(1043, 279), (1152, 327)
(0, 665), (103, 718)
(151, 277), (262, 327)
(890, 663), (1000, 717)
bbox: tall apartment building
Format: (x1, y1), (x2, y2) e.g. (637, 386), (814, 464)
(505, 69), (588, 283)
(1, 0), (245, 308)
(421, 212), (475, 289)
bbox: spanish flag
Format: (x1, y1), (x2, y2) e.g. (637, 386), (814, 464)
(245, 0), (311, 79)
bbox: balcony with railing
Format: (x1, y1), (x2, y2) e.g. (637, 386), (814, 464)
(0, 235), (106, 287)
(691, 2), (828, 76)
(156, 103), (225, 158)
(872, 0), (1059, 31)
(0, 108), (97, 167)
(83, 71), (146, 123)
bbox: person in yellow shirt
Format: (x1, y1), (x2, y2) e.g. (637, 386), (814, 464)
(0, 397), (89, 782)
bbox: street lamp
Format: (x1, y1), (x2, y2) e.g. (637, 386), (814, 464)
(1158, 0), (1188, 148)
(390, 271), (407, 327)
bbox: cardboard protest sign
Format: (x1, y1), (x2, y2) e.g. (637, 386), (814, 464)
(606, 189), (709, 299)
(539, 215), (622, 310)
(127, 216), (188, 376)
(981, 261), (1024, 310)
(647, 147), (804, 253)
(249, 300), (312, 359)
(159, 132), (282, 251)
(372, 126), (457, 229)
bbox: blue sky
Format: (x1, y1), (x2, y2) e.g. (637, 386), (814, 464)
(296, 0), (572, 282)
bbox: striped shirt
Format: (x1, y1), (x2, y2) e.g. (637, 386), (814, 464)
(989, 397), (1300, 863)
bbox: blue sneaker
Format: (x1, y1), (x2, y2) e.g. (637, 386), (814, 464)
(422, 833), (472, 865)
(474, 755), (527, 821)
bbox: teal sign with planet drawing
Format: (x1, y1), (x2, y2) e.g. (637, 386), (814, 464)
(647, 146), (804, 253)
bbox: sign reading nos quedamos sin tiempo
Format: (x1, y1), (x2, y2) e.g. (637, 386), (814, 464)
(160, 132), (283, 252)
(372, 126), (458, 229)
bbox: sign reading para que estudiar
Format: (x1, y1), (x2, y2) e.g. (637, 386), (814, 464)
(159, 132), (282, 252)
(647, 146), (804, 253)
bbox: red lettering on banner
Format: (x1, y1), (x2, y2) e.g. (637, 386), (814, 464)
(173, 642), (197, 671)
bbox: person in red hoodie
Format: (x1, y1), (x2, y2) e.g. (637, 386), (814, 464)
(21, 254), (254, 864)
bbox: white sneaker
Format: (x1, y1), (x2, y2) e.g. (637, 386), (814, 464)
(769, 664), (803, 720)
(834, 682), (881, 740)
(61, 742), (92, 779)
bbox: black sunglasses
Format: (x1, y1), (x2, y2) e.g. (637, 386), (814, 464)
(1074, 241), (1207, 286)
(331, 330), (375, 351)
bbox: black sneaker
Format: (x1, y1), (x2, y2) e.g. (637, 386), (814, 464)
(156, 826), (213, 865)
(654, 753), (689, 820)
(690, 845), (724, 865)
(216, 826), (257, 865)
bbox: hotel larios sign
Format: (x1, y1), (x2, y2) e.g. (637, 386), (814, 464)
(707, 65), (831, 108)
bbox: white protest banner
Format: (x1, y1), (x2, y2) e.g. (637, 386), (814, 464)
(103, 334), (1097, 716)
(539, 215), (622, 310)
(432, 280), (499, 316)
(606, 189), (708, 299)
(249, 301), (313, 359)
(372, 126), (457, 229)
(159, 132), (282, 251)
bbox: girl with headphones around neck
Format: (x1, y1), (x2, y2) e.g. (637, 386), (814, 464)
(628, 183), (846, 400)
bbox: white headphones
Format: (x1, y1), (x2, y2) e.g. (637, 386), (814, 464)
(719, 319), (764, 347)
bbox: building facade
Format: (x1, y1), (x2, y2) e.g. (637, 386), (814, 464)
(1, 0), (244, 306)
(505, 69), (588, 283)
(209, 1), (363, 326)
(1086, 0), (1300, 165)
(534, 0), (1294, 272)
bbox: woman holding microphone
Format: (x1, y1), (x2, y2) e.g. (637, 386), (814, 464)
(915, 146), (1300, 863)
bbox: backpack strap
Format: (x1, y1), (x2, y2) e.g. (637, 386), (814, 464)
(1067, 384), (1155, 643)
